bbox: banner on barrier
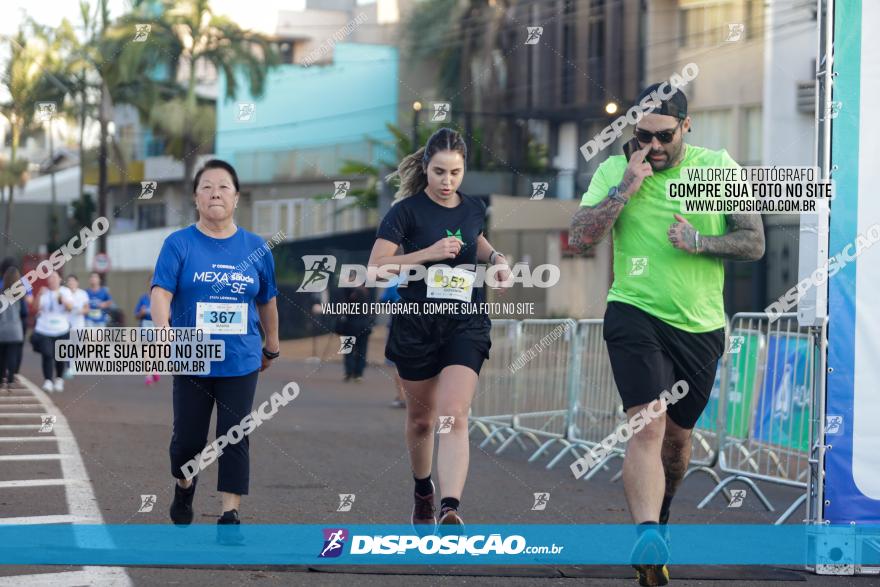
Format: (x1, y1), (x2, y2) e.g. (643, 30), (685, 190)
(825, 0), (880, 525)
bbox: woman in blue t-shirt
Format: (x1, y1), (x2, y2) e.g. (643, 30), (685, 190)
(151, 159), (280, 530)
(85, 272), (112, 327)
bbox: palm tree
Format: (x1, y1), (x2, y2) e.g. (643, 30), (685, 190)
(403, 0), (516, 170)
(316, 122), (440, 210)
(111, 0), (280, 185)
(0, 23), (68, 252)
(403, 0), (511, 112)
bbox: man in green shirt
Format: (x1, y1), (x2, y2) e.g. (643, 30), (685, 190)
(569, 84), (764, 586)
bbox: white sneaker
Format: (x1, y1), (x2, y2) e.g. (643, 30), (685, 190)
(42, 379), (55, 393)
(53, 378), (64, 392)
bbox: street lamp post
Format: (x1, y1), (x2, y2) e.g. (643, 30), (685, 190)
(411, 101), (422, 149)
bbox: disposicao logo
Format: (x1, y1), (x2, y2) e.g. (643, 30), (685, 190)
(319, 528), (348, 558)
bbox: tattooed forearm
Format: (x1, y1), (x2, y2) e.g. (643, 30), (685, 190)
(699, 214), (765, 261)
(569, 196), (626, 254)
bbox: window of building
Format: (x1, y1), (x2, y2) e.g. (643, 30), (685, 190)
(688, 109), (733, 152)
(587, 0), (605, 101)
(746, 0), (765, 40)
(252, 198), (360, 239)
(742, 105), (763, 165)
(277, 40), (295, 65)
(561, 0), (577, 105)
(253, 201), (276, 236)
(136, 202), (165, 230)
(679, 1), (736, 48)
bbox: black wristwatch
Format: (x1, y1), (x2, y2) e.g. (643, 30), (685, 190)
(262, 347), (280, 360)
(607, 185), (628, 205)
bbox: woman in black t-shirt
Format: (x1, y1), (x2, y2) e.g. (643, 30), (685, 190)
(369, 128), (510, 531)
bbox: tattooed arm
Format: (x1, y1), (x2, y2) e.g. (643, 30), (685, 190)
(701, 214), (765, 260)
(569, 197), (626, 254)
(668, 213), (765, 261)
(569, 144), (654, 255)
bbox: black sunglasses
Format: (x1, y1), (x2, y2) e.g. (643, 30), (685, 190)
(634, 121), (683, 144)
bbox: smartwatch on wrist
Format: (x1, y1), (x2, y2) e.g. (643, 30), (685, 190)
(607, 185), (628, 205)
(262, 347), (280, 360)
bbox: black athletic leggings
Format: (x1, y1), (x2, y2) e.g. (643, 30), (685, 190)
(34, 332), (67, 381)
(0, 342), (21, 384)
(169, 370), (259, 495)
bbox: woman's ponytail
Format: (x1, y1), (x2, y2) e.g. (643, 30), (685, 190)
(385, 147), (428, 201)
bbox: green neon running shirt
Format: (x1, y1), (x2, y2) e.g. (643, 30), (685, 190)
(580, 144), (736, 333)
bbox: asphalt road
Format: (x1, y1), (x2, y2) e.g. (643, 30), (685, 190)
(0, 349), (876, 586)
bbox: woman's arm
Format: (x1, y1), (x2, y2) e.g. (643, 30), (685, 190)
(257, 298), (279, 352)
(36, 290), (47, 314)
(476, 234), (511, 289)
(257, 298), (279, 371)
(368, 238), (431, 270)
(476, 234), (508, 264)
(150, 287), (173, 328)
(59, 290), (74, 312)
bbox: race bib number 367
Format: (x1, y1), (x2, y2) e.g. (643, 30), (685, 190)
(195, 302), (247, 335)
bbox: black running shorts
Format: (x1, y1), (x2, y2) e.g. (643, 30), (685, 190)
(603, 301), (724, 429)
(386, 312), (491, 381)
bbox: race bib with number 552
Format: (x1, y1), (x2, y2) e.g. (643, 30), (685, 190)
(195, 302), (247, 335)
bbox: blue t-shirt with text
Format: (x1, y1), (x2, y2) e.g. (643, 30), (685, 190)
(135, 294), (152, 324)
(86, 286), (111, 325)
(151, 225), (279, 377)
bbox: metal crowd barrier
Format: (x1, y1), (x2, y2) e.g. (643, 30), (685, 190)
(677, 319), (732, 496)
(470, 320), (520, 447)
(492, 319), (577, 459)
(698, 312), (824, 524)
(561, 320), (626, 478)
(470, 312), (822, 524)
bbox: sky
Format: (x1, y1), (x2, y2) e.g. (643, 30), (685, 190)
(0, 0), (378, 103)
(0, 0), (379, 37)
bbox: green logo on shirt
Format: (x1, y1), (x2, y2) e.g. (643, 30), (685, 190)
(446, 228), (463, 242)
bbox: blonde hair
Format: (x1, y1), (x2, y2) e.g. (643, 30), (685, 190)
(385, 128), (468, 201)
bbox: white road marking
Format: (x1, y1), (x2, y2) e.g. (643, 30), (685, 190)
(0, 378), (133, 586)
(0, 479), (85, 488)
(0, 454), (67, 461)
(0, 437), (64, 443)
(0, 569), (131, 586)
(0, 514), (96, 525)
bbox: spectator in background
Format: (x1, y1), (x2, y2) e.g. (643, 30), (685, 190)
(32, 271), (73, 392)
(135, 273), (160, 386)
(85, 271), (112, 327)
(336, 285), (373, 382)
(0, 266), (24, 393)
(1, 257), (32, 386)
(381, 273), (407, 408)
(64, 275), (90, 379)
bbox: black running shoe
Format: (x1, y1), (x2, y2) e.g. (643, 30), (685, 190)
(437, 506), (465, 536)
(218, 509), (240, 524)
(216, 509), (244, 545)
(169, 476), (197, 525)
(411, 480), (436, 532)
